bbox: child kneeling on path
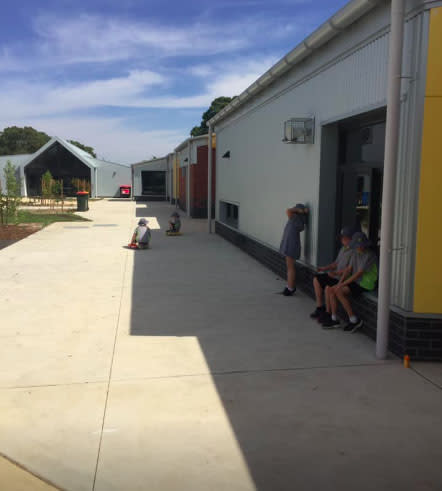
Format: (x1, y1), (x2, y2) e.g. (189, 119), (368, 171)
(310, 226), (354, 320)
(130, 218), (151, 249)
(279, 203), (308, 296)
(323, 232), (378, 331)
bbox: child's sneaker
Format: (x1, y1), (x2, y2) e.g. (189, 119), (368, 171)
(310, 306), (325, 319)
(343, 318), (363, 332)
(322, 318), (341, 329)
(281, 287), (296, 296)
(318, 312), (331, 324)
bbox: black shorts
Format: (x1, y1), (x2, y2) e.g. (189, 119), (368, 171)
(348, 282), (368, 298)
(314, 273), (339, 289)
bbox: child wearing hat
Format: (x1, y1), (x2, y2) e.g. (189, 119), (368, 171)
(167, 211), (181, 234)
(279, 203), (308, 296)
(324, 232), (378, 331)
(130, 218), (151, 249)
(311, 226), (354, 321)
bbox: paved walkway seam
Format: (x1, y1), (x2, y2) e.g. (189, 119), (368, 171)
(91, 248), (130, 491)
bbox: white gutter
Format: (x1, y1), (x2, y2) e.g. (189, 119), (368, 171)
(207, 124), (213, 233)
(207, 0), (381, 127)
(376, 0), (405, 359)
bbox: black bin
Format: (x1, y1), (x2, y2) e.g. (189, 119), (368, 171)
(120, 185), (131, 198)
(76, 191), (89, 211)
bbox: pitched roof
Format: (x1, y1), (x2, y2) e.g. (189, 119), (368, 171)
(208, 0), (382, 126)
(22, 136), (129, 169)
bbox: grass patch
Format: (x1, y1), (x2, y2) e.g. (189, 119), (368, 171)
(14, 210), (90, 227)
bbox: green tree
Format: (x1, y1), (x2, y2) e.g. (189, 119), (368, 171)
(68, 140), (97, 158)
(190, 96), (236, 136)
(0, 161), (21, 224)
(0, 126), (51, 155)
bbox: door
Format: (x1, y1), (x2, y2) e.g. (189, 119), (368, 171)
(337, 114), (386, 254)
(339, 165), (383, 251)
(141, 171), (166, 196)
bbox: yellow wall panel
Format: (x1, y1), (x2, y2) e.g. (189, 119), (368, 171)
(425, 7), (442, 97)
(414, 7), (442, 313)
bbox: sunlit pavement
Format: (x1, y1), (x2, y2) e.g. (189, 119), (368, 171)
(0, 200), (441, 491)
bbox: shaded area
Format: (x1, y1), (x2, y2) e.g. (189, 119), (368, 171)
(126, 202), (442, 491)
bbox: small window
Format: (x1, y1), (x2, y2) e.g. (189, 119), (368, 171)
(220, 200), (239, 229)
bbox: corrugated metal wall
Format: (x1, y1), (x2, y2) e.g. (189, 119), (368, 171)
(214, 4), (428, 311)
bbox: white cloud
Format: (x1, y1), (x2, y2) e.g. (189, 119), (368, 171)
(0, 116), (186, 164)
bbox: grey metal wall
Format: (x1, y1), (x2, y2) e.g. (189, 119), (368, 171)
(96, 162), (131, 197)
(132, 158), (167, 197)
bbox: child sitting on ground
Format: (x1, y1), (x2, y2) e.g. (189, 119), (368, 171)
(310, 226), (354, 321)
(167, 211), (181, 234)
(130, 218), (151, 249)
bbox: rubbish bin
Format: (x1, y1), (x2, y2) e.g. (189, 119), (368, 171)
(76, 191), (89, 211)
(120, 185), (131, 198)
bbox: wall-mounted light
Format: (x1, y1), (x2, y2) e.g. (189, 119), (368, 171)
(222, 151), (231, 159)
(282, 117), (315, 144)
(184, 157), (189, 162)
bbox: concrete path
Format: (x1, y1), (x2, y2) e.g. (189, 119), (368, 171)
(1, 200), (442, 491)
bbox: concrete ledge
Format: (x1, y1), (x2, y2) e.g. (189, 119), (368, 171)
(215, 220), (442, 361)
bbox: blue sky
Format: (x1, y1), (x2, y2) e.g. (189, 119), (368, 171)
(0, 0), (348, 163)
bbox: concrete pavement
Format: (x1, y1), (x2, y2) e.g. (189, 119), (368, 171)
(1, 200), (442, 491)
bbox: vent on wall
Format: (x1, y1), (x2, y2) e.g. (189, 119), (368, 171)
(282, 118), (315, 144)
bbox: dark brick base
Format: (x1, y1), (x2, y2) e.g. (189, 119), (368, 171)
(215, 221), (442, 361)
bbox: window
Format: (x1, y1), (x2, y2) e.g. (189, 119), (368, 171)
(220, 201), (239, 229)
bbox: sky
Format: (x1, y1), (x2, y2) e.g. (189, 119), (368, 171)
(0, 0), (349, 164)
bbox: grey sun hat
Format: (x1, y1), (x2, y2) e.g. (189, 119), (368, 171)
(138, 218), (148, 226)
(350, 231), (371, 249)
(171, 211), (180, 218)
(340, 226), (354, 239)
(295, 203), (306, 209)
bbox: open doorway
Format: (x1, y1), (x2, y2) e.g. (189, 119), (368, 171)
(337, 108), (386, 254)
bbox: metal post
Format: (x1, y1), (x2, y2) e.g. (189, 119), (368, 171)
(207, 124), (213, 233)
(376, 0), (405, 359)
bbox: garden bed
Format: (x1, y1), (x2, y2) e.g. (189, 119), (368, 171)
(0, 211), (90, 250)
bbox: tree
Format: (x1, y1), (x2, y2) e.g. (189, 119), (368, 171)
(68, 140), (97, 158)
(190, 96), (236, 136)
(0, 126), (50, 155)
(0, 161), (21, 224)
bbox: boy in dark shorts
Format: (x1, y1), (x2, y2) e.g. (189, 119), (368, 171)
(310, 227), (354, 320)
(325, 232), (378, 331)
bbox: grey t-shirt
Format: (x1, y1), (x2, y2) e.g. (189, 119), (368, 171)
(335, 246), (353, 272)
(349, 249), (377, 285)
(135, 225), (151, 244)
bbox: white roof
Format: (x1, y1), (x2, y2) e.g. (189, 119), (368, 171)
(131, 155), (167, 168)
(174, 134), (209, 152)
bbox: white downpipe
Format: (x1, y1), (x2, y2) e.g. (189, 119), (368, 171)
(186, 141), (191, 217)
(94, 167), (99, 198)
(207, 124), (213, 233)
(376, 0), (405, 359)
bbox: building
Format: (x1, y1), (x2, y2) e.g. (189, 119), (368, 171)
(0, 136), (131, 198)
(174, 134), (216, 218)
(209, 0), (442, 360)
(131, 155), (173, 201)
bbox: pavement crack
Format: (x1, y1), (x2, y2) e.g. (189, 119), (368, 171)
(92, 247), (130, 491)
